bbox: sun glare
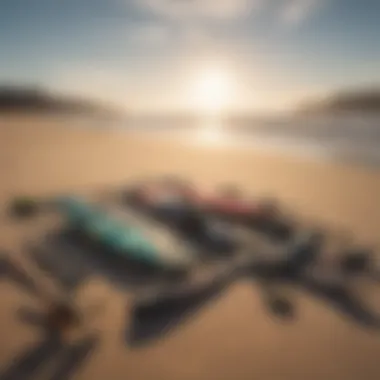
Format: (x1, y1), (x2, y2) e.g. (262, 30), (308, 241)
(190, 67), (233, 115)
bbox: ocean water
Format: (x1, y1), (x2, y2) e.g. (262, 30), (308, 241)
(82, 113), (380, 168)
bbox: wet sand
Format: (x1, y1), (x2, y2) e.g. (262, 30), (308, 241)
(0, 115), (380, 380)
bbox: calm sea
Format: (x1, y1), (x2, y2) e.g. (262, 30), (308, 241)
(77, 113), (380, 168)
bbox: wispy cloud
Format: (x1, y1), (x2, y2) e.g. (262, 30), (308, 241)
(279, 0), (325, 26)
(130, 0), (263, 52)
(135, 0), (261, 21)
(133, 0), (326, 26)
(124, 0), (329, 55)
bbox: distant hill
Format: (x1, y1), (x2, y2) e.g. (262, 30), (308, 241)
(299, 89), (380, 114)
(0, 86), (121, 117)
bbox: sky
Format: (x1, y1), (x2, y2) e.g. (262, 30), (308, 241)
(0, 0), (379, 113)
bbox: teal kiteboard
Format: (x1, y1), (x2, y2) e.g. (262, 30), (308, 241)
(55, 196), (190, 270)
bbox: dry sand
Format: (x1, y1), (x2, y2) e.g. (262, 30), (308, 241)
(0, 115), (380, 380)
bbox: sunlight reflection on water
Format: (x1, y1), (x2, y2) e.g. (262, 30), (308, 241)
(119, 115), (380, 167)
(194, 118), (226, 146)
(188, 117), (380, 167)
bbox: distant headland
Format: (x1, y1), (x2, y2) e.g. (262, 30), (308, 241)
(0, 85), (121, 117)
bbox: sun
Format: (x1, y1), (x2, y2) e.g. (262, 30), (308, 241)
(190, 67), (233, 115)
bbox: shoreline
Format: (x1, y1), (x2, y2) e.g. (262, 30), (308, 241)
(125, 127), (380, 170)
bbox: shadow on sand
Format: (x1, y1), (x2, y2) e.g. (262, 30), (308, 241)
(126, 271), (233, 346)
(0, 307), (99, 380)
(4, 227), (379, 349)
(301, 276), (380, 327)
(0, 335), (98, 380)
(127, 251), (380, 346)
(26, 244), (91, 294)
(0, 253), (42, 298)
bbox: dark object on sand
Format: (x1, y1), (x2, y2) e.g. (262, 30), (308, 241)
(10, 197), (39, 218)
(44, 301), (83, 338)
(268, 297), (295, 319)
(340, 249), (372, 275)
(45, 301), (82, 332)
(123, 180), (295, 241)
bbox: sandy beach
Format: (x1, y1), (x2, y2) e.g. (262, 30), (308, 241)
(1, 114), (380, 380)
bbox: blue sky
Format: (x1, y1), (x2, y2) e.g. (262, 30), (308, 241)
(1, 0), (379, 112)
